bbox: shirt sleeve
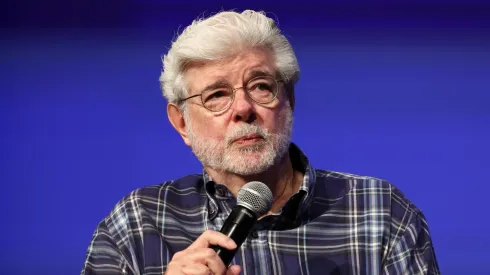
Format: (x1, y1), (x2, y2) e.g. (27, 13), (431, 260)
(382, 210), (440, 275)
(81, 219), (136, 275)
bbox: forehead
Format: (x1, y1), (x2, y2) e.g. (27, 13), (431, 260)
(184, 47), (277, 92)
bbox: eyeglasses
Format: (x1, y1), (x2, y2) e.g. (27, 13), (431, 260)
(180, 75), (284, 112)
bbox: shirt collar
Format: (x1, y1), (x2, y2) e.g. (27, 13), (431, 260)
(290, 142), (317, 216)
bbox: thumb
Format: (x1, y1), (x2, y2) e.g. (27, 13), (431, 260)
(226, 265), (241, 275)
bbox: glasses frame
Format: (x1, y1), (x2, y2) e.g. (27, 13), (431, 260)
(179, 76), (284, 112)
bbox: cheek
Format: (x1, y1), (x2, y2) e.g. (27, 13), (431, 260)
(190, 115), (227, 139)
(273, 105), (292, 131)
(258, 109), (285, 132)
(262, 96), (291, 131)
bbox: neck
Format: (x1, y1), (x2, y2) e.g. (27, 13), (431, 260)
(206, 152), (301, 213)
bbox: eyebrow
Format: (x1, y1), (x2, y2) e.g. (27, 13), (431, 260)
(200, 79), (230, 94)
(247, 70), (274, 79)
(199, 70), (276, 94)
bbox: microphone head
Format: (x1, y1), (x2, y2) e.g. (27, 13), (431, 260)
(236, 181), (273, 217)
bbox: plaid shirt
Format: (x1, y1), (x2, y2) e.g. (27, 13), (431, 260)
(81, 143), (440, 275)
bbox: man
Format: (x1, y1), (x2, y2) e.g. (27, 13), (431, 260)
(81, 9), (440, 275)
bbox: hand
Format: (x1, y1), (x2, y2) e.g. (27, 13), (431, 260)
(165, 230), (242, 275)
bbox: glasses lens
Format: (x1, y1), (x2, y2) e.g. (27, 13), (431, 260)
(201, 86), (233, 111)
(246, 76), (277, 103)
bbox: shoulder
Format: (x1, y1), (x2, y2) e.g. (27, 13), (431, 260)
(102, 173), (206, 233)
(313, 168), (435, 247)
(308, 167), (439, 271)
(314, 168), (423, 218)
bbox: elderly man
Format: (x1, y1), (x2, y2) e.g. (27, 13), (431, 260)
(81, 9), (440, 275)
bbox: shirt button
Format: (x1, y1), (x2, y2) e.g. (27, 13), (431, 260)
(216, 188), (225, 196)
(251, 231), (259, 238)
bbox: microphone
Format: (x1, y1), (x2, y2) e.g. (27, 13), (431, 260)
(212, 181), (273, 266)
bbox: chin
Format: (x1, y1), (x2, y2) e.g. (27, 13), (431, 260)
(222, 151), (276, 175)
(230, 140), (266, 152)
(227, 164), (270, 176)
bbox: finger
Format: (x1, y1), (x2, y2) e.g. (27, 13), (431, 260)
(181, 263), (211, 275)
(188, 230), (237, 251)
(186, 248), (227, 275)
(226, 265), (242, 275)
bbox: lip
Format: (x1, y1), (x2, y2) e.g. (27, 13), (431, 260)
(233, 134), (263, 144)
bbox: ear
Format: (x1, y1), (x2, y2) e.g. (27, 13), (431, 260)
(167, 103), (191, 146)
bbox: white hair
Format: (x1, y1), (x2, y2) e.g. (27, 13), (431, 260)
(159, 9), (300, 105)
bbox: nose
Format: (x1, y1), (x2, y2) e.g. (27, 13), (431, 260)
(231, 88), (256, 123)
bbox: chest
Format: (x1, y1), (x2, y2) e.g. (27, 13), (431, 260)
(150, 212), (390, 274)
(226, 217), (388, 275)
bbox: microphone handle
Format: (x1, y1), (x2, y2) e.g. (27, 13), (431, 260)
(212, 206), (258, 266)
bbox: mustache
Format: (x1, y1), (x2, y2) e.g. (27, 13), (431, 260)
(225, 124), (268, 145)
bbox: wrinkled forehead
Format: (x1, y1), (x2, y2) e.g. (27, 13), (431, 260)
(182, 47), (279, 94)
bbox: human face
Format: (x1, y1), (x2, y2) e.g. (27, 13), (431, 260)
(182, 47), (293, 175)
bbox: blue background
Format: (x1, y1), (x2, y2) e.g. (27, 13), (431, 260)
(1, 0), (489, 274)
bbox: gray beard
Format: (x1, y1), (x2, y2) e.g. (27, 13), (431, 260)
(185, 106), (293, 176)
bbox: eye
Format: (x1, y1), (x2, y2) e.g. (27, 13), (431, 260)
(249, 81), (274, 94)
(255, 83), (272, 91)
(247, 76), (276, 93)
(203, 89), (231, 102)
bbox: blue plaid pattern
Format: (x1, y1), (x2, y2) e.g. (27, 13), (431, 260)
(81, 143), (440, 274)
